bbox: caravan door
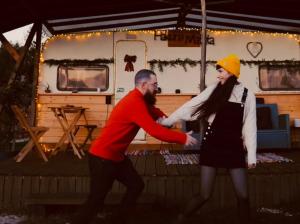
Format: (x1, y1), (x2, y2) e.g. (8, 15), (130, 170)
(115, 40), (147, 141)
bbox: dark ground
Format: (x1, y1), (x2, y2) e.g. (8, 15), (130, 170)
(1, 147), (300, 223)
(8, 202), (300, 224)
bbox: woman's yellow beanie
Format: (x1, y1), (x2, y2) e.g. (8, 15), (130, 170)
(216, 54), (240, 78)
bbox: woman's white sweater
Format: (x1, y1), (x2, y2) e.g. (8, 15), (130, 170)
(161, 82), (257, 165)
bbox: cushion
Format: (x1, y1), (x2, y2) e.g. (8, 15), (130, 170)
(185, 120), (200, 132)
(256, 107), (273, 129)
(256, 97), (265, 104)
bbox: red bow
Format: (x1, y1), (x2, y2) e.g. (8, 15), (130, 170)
(124, 55), (137, 72)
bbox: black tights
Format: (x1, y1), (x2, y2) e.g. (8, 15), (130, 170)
(180, 166), (250, 222)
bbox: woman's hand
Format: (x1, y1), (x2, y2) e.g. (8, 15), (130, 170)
(185, 131), (198, 147)
(248, 163), (256, 169)
(156, 116), (167, 124)
(157, 116), (173, 128)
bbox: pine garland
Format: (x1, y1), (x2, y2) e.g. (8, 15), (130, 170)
(44, 58), (114, 67)
(148, 59), (201, 72)
(253, 60), (300, 68)
(148, 59), (300, 72)
(43, 58), (300, 72)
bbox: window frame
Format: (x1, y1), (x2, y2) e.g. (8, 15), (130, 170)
(258, 65), (300, 91)
(56, 64), (109, 92)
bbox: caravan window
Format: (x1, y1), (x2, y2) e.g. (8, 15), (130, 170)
(259, 66), (300, 90)
(57, 65), (109, 91)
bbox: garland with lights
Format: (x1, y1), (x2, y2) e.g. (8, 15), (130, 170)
(44, 29), (300, 43)
(44, 58), (114, 67)
(148, 58), (200, 72)
(42, 29), (300, 71)
(43, 58), (300, 72)
(148, 59), (300, 72)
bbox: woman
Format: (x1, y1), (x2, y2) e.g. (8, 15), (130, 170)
(161, 54), (257, 223)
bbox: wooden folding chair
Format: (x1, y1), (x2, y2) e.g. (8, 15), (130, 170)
(11, 105), (49, 162)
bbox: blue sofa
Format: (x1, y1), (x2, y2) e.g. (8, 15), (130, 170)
(256, 103), (291, 149)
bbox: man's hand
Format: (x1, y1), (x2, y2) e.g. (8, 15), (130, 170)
(185, 131), (198, 146)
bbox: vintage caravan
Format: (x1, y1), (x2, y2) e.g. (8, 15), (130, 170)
(37, 30), (300, 147)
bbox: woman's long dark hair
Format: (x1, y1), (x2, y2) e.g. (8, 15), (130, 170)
(192, 75), (238, 120)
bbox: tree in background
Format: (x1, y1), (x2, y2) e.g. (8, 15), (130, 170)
(0, 43), (36, 151)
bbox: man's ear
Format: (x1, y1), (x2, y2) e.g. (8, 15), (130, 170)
(141, 81), (147, 89)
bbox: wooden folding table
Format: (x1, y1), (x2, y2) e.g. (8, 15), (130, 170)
(49, 106), (88, 159)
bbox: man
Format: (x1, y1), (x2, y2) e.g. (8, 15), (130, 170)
(72, 69), (198, 224)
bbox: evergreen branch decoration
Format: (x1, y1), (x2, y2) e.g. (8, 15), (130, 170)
(43, 58), (114, 67)
(148, 59), (300, 72)
(252, 60), (300, 68)
(148, 58), (204, 72)
(43, 58), (300, 72)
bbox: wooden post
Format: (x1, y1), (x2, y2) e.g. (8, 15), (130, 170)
(0, 34), (20, 62)
(0, 34), (19, 114)
(199, 0), (207, 139)
(16, 23), (38, 71)
(0, 24), (38, 117)
(7, 23), (38, 87)
(30, 23), (42, 126)
(200, 0), (207, 92)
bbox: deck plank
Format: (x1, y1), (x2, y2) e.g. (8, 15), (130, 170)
(155, 154), (168, 176)
(3, 176), (13, 209)
(135, 156), (146, 176)
(0, 151), (300, 209)
(11, 176), (23, 209)
(145, 155), (156, 176)
(39, 176), (50, 194)
(0, 176), (4, 209)
(166, 165), (179, 176)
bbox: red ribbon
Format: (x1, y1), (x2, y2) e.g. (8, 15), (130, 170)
(124, 55), (137, 72)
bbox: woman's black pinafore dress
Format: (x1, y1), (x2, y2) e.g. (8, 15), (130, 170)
(200, 88), (248, 168)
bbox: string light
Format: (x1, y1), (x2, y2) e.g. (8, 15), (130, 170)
(40, 28), (300, 87)
(41, 143), (52, 152)
(37, 28), (299, 148)
(42, 29), (300, 51)
(40, 28), (300, 81)
(40, 28), (300, 71)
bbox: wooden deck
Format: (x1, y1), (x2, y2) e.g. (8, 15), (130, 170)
(0, 148), (300, 211)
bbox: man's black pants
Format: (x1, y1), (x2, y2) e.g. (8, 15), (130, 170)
(73, 153), (145, 224)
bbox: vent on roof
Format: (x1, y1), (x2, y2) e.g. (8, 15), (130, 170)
(126, 33), (137, 39)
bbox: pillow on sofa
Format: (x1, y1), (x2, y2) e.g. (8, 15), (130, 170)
(256, 107), (273, 129)
(185, 120), (200, 132)
(256, 97), (265, 104)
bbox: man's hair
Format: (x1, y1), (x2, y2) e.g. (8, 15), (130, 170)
(134, 69), (156, 86)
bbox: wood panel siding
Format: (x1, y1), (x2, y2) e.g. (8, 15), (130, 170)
(37, 94), (193, 145)
(256, 94), (300, 124)
(37, 93), (300, 146)
(37, 94), (113, 143)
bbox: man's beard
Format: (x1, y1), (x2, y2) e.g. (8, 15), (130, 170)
(144, 90), (157, 106)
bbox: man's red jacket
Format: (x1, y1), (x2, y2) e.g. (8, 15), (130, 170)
(90, 88), (186, 161)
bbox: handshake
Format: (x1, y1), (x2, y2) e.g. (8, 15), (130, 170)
(157, 116), (199, 147)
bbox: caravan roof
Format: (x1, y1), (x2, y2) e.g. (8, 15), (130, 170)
(1, 0), (300, 34)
